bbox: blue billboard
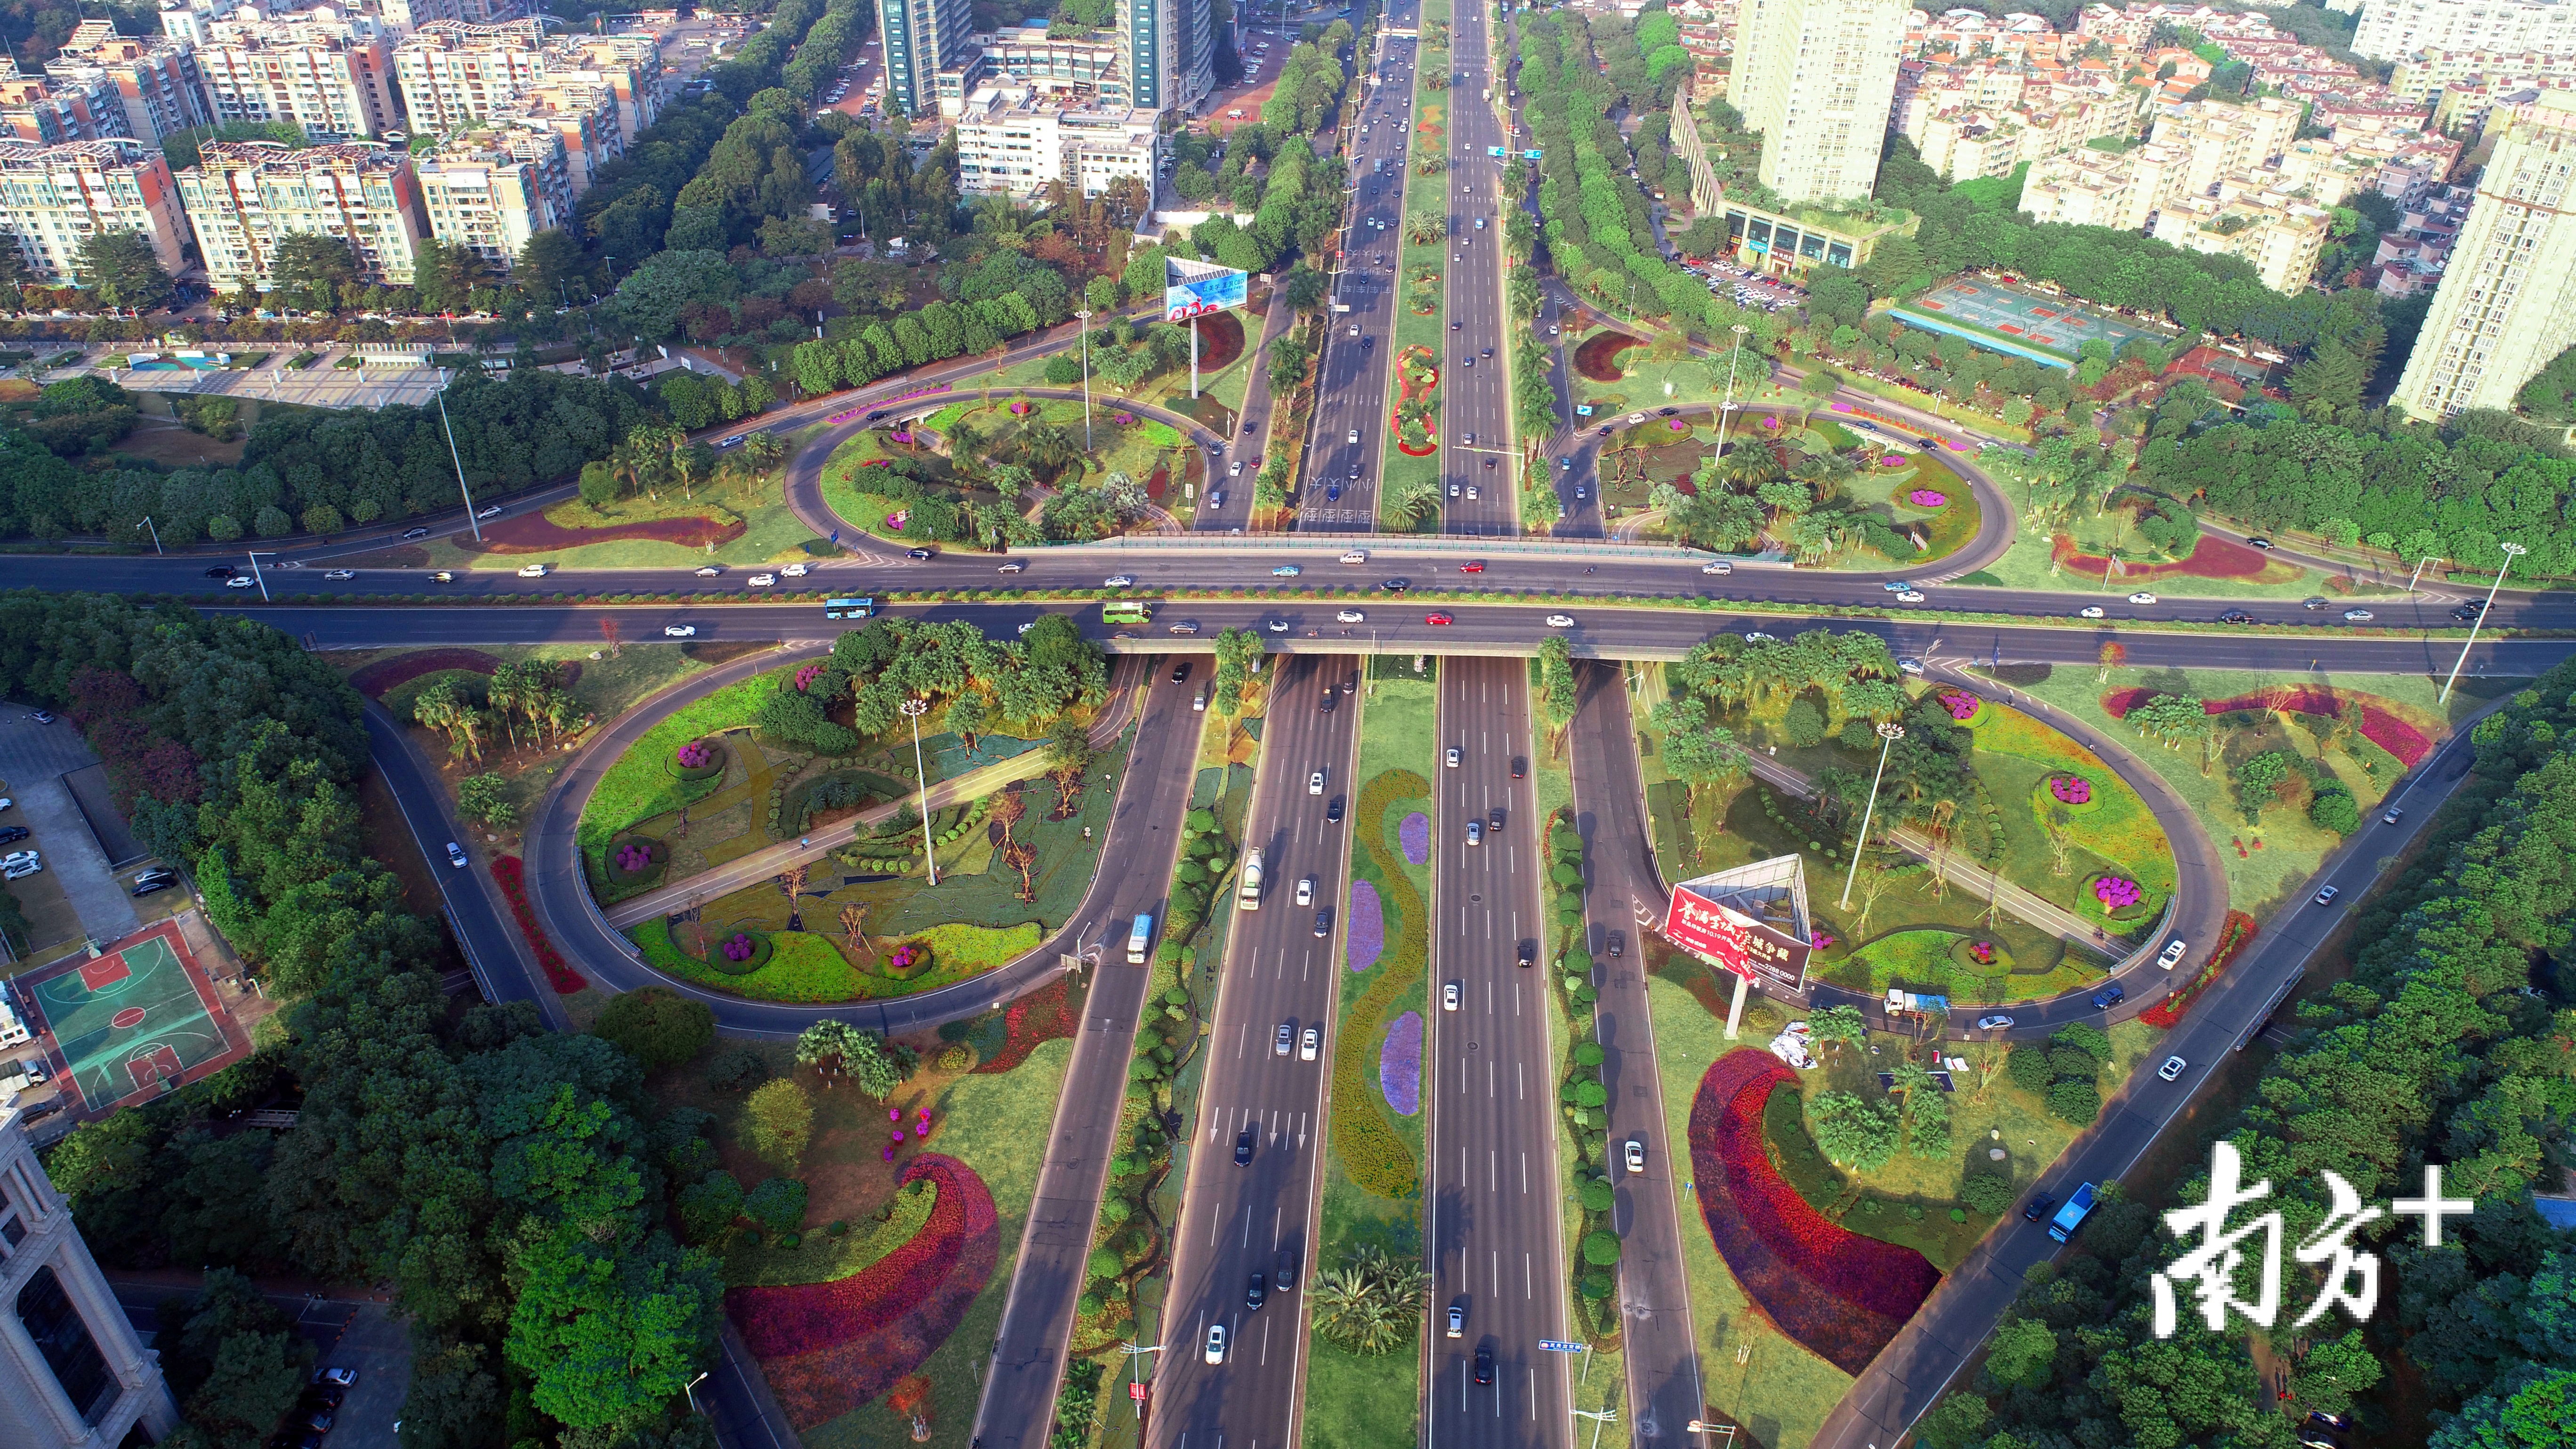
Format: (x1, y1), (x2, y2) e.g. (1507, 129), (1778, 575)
(1165, 258), (1248, 322)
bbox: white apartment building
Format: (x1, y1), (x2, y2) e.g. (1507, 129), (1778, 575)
(0, 61), (129, 145)
(491, 80), (621, 194)
(952, 83), (1158, 197)
(0, 138), (189, 283)
(2149, 187), (2331, 290)
(0, 1104), (180, 1449)
(2353, 0), (2576, 65)
(394, 24), (662, 145)
(939, 25), (1119, 114)
(2396, 88), (2576, 418)
(1732, 0), (1909, 201)
(2392, 45), (2576, 103)
(412, 122), (571, 271)
(193, 6), (401, 140)
(176, 139), (429, 289)
(44, 21), (211, 143)
(1900, 65), (2148, 180)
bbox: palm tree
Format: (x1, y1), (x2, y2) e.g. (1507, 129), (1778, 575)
(742, 431), (787, 475)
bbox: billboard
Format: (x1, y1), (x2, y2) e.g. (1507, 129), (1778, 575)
(1662, 886), (1811, 993)
(1166, 257), (1248, 322)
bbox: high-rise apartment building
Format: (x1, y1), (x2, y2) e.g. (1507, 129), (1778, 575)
(392, 22), (663, 145)
(952, 82), (1159, 196)
(2395, 88), (2576, 419)
(1117, 0), (1215, 116)
(1731, 0), (1908, 201)
(2352, 0), (2576, 64)
(44, 21), (212, 143)
(880, 0), (974, 116)
(412, 123), (572, 269)
(0, 138), (190, 283)
(193, 7), (401, 140)
(0, 60), (128, 145)
(0, 1103), (180, 1449)
(176, 139), (429, 290)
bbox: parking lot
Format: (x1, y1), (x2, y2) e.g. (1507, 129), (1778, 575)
(111, 1286), (412, 1449)
(0, 707), (143, 958)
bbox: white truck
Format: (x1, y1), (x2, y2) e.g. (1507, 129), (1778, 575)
(1238, 846), (1265, 910)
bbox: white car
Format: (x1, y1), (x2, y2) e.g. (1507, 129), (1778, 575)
(1300, 1027), (1319, 1061)
(1701, 560), (1732, 575)
(664, 624), (697, 637)
(2343, 609), (2374, 622)
(1545, 614), (1575, 628)
(4, 859), (40, 881)
(324, 569), (355, 580)
(1272, 564), (1302, 577)
(1624, 1139), (1646, 1174)
(1105, 574), (1137, 587)
(1465, 485), (1480, 500)
(445, 842), (468, 869)
(2158, 938), (2189, 969)
(1340, 549), (1371, 564)
(1296, 876), (1317, 907)
(1897, 657), (1925, 675)
(0, 850), (34, 870)
(1445, 747), (1462, 769)
(225, 575), (256, 588)
(1973, 1014), (2015, 1030)
(2079, 606), (2107, 619)
(1205, 1325), (1226, 1364)
(1443, 981), (1460, 1011)
(781, 562), (811, 577)
(516, 563), (549, 578)
(748, 573), (776, 587)
(1446, 1304), (1465, 1338)
(2158, 1055), (2188, 1082)
(1336, 609), (1366, 623)
(2127, 592), (2158, 605)
(1309, 770), (1326, 795)
(694, 564), (723, 578)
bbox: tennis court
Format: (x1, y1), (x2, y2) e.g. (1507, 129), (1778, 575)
(1900, 277), (2158, 363)
(25, 921), (240, 1111)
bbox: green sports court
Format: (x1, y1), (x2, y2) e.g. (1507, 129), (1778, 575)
(26, 921), (241, 1112)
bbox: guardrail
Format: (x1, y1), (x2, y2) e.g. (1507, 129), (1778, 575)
(445, 902), (497, 1004)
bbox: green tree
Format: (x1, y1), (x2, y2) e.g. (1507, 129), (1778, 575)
(503, 1234), (718, 1432)
(1809, 1090), (1900, 1170)
(395, 1338), (502, 1449)
(454, 773), (516, 829)
(183, 1323), (312, 1449)
(593, 987), (716, 1069)
(742, 1078), (813, 1169)
(675, 1170), (746, 1245)
(1984, 1317), (2059, 1391)
(743, 1175), (808, 1232)
(73, 230), (175, 310)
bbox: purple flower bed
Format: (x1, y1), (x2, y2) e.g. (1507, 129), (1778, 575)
(1114, 411), (1137, 424)
(1400, 812), (1430, 865)
(890, 430), (914, 443)
(1880, 455), (1908, 467)
(1810, 931), (1835, 950)
(676, 740), (715, 769)
(794, 663), (825, 692)
(1347, 880), (1385, 972)
(616, 842), (655, 873)
(1668, 419), (1689, 431)
(1379, 1011), (1423, 1116)
(2049, 775), (2092, 805)
(722, 932), (758, 962)
(2094, 877), (2141, 911)
(1908, 489), (1948, 507)
(1937, 690), (1980, 722)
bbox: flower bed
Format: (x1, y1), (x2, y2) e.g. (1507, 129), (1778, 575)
(489, 856), (588, 993)
(1380, 1010), (1423, 1117)
(2049, 531), (2286, 583)
(607, 835), (668, 888)
(1951, 936), (2015, 973)
(2141, 910), (2258, 1028)
(1400, 812), (1430, 865)
(882, 939), (935, 980)
(1905, 490), (1948, 509)
(2100, 685), (2435, 768)
(2031, 774), (2102, 819)
(2090, 875), (2143, 914)
(1935, 689), (1985, 724)
(727, 1153), (1000, 1429)
(1393, 345), (1441, 457)
(1573, 330), (1642, 382)
(1331, 769), (1433, 1201)
(1347, 879), (1385, 972)
(1686, 1049), (1940, 1376)
(2047, 775), (2091, 805)
(975, 975), (1078, 1074)
(674, 738), (727, 782)
(709, 927), (775, 974)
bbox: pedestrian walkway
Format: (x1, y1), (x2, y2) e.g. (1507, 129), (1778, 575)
(1737, 750), (2119, 957)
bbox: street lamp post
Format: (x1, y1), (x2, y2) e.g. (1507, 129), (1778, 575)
(682, 1371), (708, 1416)
(898, 698), (939, 885)
(1838, 722), (1905, 909)
(1711, 322), (1751, 467)
(138, 515), (163, 555)
(1573, 1406), (1620, 1449)
(1074, 308), (1095, 452)
(2407, 551), (2444, 594)
(435, 369), (484, 543)
(245, 550), (274, 603)
(2441, 540), (2524, 702)
(1117, 1342), (1165, 1419)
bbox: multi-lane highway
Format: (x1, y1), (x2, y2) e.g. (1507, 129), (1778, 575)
(1424, 655), (1568, 1447)
(1437, 0), (1515, 537)
(1149, 654), (1363, 1449)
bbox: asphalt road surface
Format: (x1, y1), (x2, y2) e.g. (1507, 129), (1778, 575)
(1148, 654), (1363, 1449)
(1425, 656), (1570, 1448)
(976, 666), (1208, 1449)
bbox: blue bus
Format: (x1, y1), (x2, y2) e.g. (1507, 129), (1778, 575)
(2048, 1182), (2098, 1243)
(824, 597), (876, 620)
(1127, 914), (1155, 965)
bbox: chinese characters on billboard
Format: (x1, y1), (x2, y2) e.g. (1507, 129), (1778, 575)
(1661, 886), (1811, 993)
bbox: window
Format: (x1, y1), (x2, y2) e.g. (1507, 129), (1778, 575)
(19, 1266), (116, 1424)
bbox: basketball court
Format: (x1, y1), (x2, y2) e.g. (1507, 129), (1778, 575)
(22, 920), (244, 1112)
(1900, 277), (2159, 364)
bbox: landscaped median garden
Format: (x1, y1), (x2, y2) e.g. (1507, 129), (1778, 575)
(1634, 629), (2175, 1008)
(1304, 657), (1437, 1449)
(1380, 53), (1452, 535)
(573, 616), (1119, 1003)
(636, 996), (1081, 1449)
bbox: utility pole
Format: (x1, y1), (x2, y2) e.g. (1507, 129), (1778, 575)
(435, 368), (483, 542)
(245, 550), (275, 603)
(2441, 540), (2523, 703)
(138, 515), (162, 554)
(1075, 308), (1095, 452)
(1117, 1342), (1164, 1419)
(1838, 722), (1905, 909)
(898, 697), (939, 884)
(1711, 322), (1751, 466)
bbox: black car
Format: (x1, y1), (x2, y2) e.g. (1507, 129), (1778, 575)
(1171, 662), (1191, 684)
(304, 1410), (334, 1433)
(1321, 692), (1336, 713)
(2247, 536), (2273, 549)
(303, 1385), (346, 1409)
(402, 526), (432, 540)
(1312, 909), (1332, 938)
(1246, 1272), (1267, 1310)
(1516, 940), (1537, 966)
(1326, 798), (1344, 824)
(2092, 983), (2126, 1010)
(1361, 336), (1374, 350)
(1473, 1344), (1496, 1385)
(1607, 930), (1624, 958)
(2219, 609), (2254, 624)
(906, 547), (934, 560)
(204, 565), (238, 579)
(2021, 1192), (2057, 1222)
(1487, 807), (1504, 830)
(2454, 602), (2486, 620)
(1382, 577), (1410, 592)
(0, 827), (25, 846)
(1510, 757), (1525, 779)
(1234, 1130), (1254, 1166)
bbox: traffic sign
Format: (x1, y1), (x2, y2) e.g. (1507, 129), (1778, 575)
(1129, 1384), (1148, 1401)
(1538, 1338), (1588, 1353)
(1523, 149), (1544, 159)
(1575, 405), (1595, 416)
(1488, 146), (1506, 157)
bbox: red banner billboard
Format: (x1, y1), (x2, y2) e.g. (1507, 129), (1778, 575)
(1662, 887), (1811, 992)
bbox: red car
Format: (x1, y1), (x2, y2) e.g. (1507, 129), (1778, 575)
(1425, 612), (1454, 625)
(1459, 561), (1486, 573)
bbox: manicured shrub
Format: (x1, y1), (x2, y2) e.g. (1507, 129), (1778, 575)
(1581, 1231), (1623, 1266)
(2045, 1079), (2101, 1126)
(707, 1043), (768, 1092)
(1959, 1172), (2015, 1216)
(1579, 1177), (1615, 1213)
(593, 985), (716, 1069)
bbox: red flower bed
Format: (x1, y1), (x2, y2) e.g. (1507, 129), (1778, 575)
(728, 1154), (1000, 1429)
(2101, 686), (2434, 767)
(2050, 532), (2275, 582)
(467, 509), (745, 555)
(1186, 310), (1246, 373)
(1574, 330), (1643, 382)
(347, 648), (501, 699)
(976, 975), (1077, 1074)
(2141, 910), (2258, 1028)
(1687, 1050), (1940, 1376)
(488, 856), (587, 992)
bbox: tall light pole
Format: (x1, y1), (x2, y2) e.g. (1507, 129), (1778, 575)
(245, 550), (275, 603)
(898, 697), (939, 885)
(2441, 540), (2523, 702)
(1573, 1406), (1620, 1449)
(682, 1371), (708, 1416)
(1118, 1341), (1164, 1419)
(1711, 322), (1751, 467)
(138, 515), (163, 555)
(1074, 308), (1095, 452)
(435, 369), (484, 543)
(2407, 550), (2444, 594)
(1838, 722), (1904, 910)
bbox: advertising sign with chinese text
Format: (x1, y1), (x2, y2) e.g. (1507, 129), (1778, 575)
(1662, 887), (1811, 992)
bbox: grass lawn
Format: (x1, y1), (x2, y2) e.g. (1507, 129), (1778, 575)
(420, 462), (823, 571)
(1303, 1340), (1423, 1449)
(573, 667), (787, 872)
(1953, 485), (2414, 601)
(1980, 662), (2519, 917)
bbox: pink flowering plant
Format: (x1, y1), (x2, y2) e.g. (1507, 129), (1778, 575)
(2093, 877), (2142, 912)
(794, 664), (825, 692)
(1908, 489), (1948, 508)
(722, 933), (757, 962)
(2049, 775), (2092, 805)
(676, 741), (715, 769)
(1937, 690), (1982, 722)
